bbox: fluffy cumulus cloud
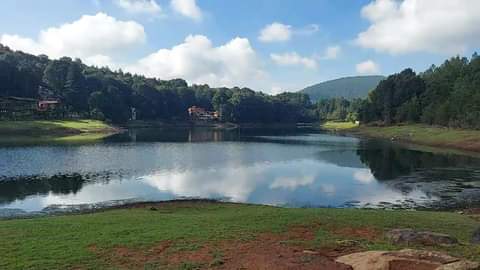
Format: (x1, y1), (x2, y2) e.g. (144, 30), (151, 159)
(170, 0), (203, 21)
(357, 0), (480, 54)
(356, 60), (380, 74)
(0, 13), (146, 66)
(270, 52), (317, 69)
(128, 35), (265, 88)
(259, 22), (292, 43)
(114, 0), (162, 14)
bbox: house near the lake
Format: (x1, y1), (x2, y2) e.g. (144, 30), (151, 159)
(188, 106), (219, 121)
(0, 96), (61, 119)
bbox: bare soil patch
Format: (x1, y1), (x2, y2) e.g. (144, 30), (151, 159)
(91, 224), (355, 269)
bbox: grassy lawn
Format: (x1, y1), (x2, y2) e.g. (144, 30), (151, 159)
(355, 124), (480, 152)
(0, 202), (479, 269)
(321, 121), (359, 130)
(0, 120), (118, 144)
(321, 121), (480, 153)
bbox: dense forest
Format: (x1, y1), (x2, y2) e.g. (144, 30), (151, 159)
(1, 43), (479, 129)
(0, 44), (315, 124)
(358, 54), (480, 129)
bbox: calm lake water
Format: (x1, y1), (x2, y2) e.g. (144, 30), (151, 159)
(1, 128), (480, 217)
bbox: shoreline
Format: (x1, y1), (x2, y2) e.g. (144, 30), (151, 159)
(3, 196), (479, 221)
(126, 120), (307, 130)
(1, 200), (479, 269)
(322, 122), (480, 154)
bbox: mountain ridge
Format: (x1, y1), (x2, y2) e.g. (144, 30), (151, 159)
(299, 75), (385, 101)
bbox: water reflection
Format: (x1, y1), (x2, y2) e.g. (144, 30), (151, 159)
(356, 140), (480, 181)
(1, 128), (480, 216)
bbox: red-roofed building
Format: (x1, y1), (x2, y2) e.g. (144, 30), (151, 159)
(188, 106), (219, 121)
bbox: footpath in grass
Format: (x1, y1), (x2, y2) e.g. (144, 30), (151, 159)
(0, 202), (479, 269)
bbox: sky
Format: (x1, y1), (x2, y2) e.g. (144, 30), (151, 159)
(0, 0), (479, 94)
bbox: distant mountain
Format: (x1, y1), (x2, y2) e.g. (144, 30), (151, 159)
(299, 75), (385, 101)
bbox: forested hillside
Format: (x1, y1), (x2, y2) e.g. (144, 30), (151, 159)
(0, 44), (315, 123)
(359, 54), (480, 129)
(300, 75), (384, 101)
(2, 43), (479, 129)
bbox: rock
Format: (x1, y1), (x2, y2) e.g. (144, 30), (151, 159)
(386, 229), (458, 246)
(471, 227), (480, 244)
(336, 249), (479, 270)
(336, 251), (393, 270)
(437, 260), (480, 270)
(386, 249), (458, 264)
(341, 251), (388, 270)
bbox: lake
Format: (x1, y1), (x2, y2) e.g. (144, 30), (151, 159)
(1, 127), (480, 217)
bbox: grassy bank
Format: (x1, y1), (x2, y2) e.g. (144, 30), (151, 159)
(1, 201), (479, 269)
(0, 120), (119, 144)
(322, 121), (480, 153)
(321, 121), (359, 130)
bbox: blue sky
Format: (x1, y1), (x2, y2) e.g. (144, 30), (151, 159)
(1, 0), (479, 93)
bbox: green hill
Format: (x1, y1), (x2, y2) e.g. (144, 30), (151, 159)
(300, 75), (384, 101)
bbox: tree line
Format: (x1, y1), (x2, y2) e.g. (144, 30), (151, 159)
(359, 53), (480, 129)
(0, 44), (315, 124)
(1, 43), (479, 128)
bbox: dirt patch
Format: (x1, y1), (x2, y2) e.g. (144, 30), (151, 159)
(445, 139), (480, 153)
(167, 245), (215, 266)
(218, 232), (352, 270)
(91, 242), (173, 269)
(90, 224), (356, 270)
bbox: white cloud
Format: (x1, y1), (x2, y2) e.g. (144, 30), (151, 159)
(259, 22), (321, 43)
(0, 13), (269, 90)
(323, 46), (341, 60)
(170, 0), (203, 21)
(356, 60), (380, 74)
(128, 35), (265, 89)
(270, 86), (283, 94)
(270, 176), (314, 190)
(270, 52), (317, 69)
(0, 13), (146, 61)
(259, 22), (292, 43)
(353, 169), (375, 184)
(84, 55), (117, 68)
(114, 0), (162, 14)
(357, 0), (480, 54)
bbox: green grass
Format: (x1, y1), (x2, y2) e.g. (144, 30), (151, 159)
(321, 122), (480, 153)
(0, 119), (113, 133)
(355, 124), (480, 152)
(0, 120), (118, 145)
(0, 202), (478, 269)
(321, 121), (359, 130)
